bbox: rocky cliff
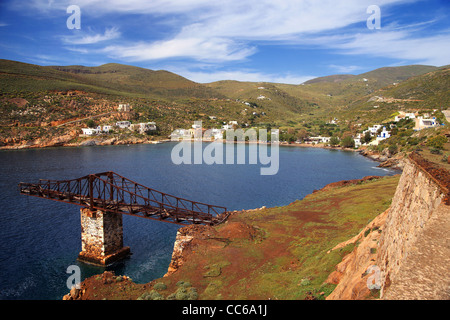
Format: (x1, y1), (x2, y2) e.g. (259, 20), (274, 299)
(326, 152), (450, 299)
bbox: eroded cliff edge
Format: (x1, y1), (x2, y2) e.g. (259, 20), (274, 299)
(326, 152), (450, 300)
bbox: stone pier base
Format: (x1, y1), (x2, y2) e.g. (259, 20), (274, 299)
(78, 208), (130, 266)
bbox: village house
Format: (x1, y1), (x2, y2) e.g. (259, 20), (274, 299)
(414, 116), (439, 131)
(309, 136), (331, 144)
(206, 128), (224, 141)
(394, 111), (416, 122)
(364, 125), (383, 137)
(129, 122), (157, 134)
(81, 127), (101, 136)
(102, 125), (113, 133)
(377, 126), (391, 140)
(117, 104), (131, 112)
(116, 121), (131, 129)
(170, 129), (192, 140)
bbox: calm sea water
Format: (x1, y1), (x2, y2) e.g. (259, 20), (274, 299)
(0, 142), (397, 300)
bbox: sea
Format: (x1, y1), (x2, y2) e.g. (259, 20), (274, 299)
(0, 142), (398, 300)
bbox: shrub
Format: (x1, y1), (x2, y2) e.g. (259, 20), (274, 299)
(329, 136), (340, 146)
(426, 135), (447, 150)
(388, 144), (398, 155)
(340, 136), (355, 148)
(138, 290), (164, 300)
(430, 148), (442, 155)
(300, 279), (311, 286)
(167, 293), (176, 300)
(153, 282), (167, 291)
(175, 287), (189, 300)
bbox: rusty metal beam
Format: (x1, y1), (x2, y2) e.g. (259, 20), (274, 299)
(18, 172), (229, 226)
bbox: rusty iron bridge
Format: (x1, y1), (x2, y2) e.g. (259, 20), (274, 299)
(19, 171), (229, 226)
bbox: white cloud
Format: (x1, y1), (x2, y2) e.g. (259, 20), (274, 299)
(329, 64), (364, 74)
(328, 29), (450, 66)
(169, 68), (315, 84)
(26, 0), (411, 62)
(63, 27), (121, 45)
(103, 37), (255, 62)
(13, 0), (450, 68)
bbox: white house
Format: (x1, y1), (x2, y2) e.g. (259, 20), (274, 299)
(354, 137), (362, 148)
(376, 127), (391, 141)
(102, 125), (113, 133)
(81, 128), (100, 136)
(222, 121), (238, 130)
(116, 121), (131, 129)
(364, 125), (383, 136)
(170, 129), (192, 140)
(130, 122), (157, 134)
(310, 136), (331, 144)
(205, 128), (224, 140)
(143, 122), (157, 132)
(394, 111), (416, 122)
(118, 104), (131, 112)
(414, 117), (439, 131)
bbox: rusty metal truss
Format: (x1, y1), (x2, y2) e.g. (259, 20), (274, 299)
(19, 172), (229, 226)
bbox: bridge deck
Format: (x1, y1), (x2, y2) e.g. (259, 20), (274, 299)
(19, 171), (229, 226)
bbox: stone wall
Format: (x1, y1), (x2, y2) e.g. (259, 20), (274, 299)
(78, 208), (130, 266)
(377, 156), (447, 298)
(326, 153), (449, 299)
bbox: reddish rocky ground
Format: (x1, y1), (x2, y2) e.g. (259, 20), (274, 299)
(65, 175), (400, 300)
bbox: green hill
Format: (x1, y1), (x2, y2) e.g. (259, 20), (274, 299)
(0, 59), (224, 100)
(0, 59), (447, 148)
(333, 66), (450, 126)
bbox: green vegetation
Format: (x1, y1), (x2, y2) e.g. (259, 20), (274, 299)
(138, 175), (400, 300)
(427, 135), (447, 150)
(0, 59), (447, 148)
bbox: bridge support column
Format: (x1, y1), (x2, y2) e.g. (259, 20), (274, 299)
(78, 208), (130, 266)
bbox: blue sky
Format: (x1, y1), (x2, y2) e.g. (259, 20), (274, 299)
(0, 0), (449, 84)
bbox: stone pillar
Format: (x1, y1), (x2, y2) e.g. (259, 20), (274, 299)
(78, 208), (130, 266)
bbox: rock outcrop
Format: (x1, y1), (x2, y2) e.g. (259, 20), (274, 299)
(164, 225), (217, 277)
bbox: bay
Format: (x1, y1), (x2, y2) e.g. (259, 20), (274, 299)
(0, 142), (397, 300)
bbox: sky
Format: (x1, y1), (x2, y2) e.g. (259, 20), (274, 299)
(0, 0), (449, 84)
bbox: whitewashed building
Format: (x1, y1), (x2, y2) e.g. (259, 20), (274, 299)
(377, 127), (391, 141)
(102, 125), (113, 133)
(116, 121), (131, 129)
(170, 129), (192, 140)
(81, 127), (100, 136)
(414, 117), (439, 130)
(118, 104), (131, 112)
(310, 136), (331, 144)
